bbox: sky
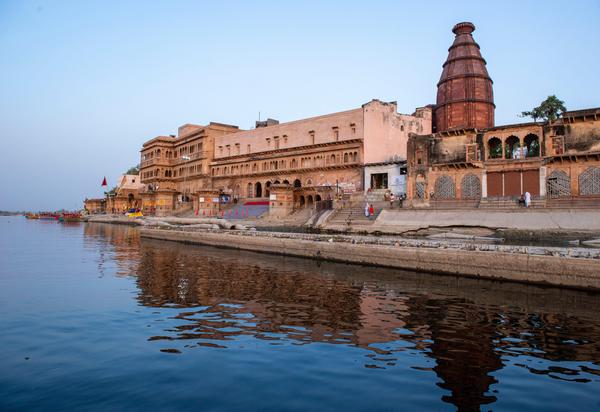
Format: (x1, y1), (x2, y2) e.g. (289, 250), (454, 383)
(1, 0), (599, 211)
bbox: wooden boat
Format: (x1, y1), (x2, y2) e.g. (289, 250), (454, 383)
(59, 212), (83, 222)
(39, 213), (58, 220)
(25, 213), (39, 219)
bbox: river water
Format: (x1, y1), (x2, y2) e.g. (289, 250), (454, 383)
(1, 216), (599, 411)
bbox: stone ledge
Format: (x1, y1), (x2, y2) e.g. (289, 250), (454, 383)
(140, 228), (600, 291)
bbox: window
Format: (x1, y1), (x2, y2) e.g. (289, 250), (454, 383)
(309, 131), (315, 145)
(333, 127), (339, 141)
(235, 143), (240, 155)
(283, 135), (288, 145)
(266, 138), (271, 148)
(218, 146), (223, 156)
(226, 145), (231, 156)
(247, 144), (251, 154)
(552, 136), (564, 155)
(350, 123), (356, 134)
(274, 136), (280, 149)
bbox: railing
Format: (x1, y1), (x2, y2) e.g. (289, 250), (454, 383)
(172, 151), (208, 164)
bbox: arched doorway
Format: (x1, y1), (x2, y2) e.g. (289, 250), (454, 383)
(524, 134), (540, 157)
(299, 196), (305, 207)
(265, 181), (271, 197)
(579, 167), (600, 196)
(488, 137), (502, 159)
(547, 170), (570, 198)
(247, 182), (253, 197)
(460, 174), (482, 199)
(505, 136), (520, 159)
(255, 182), (262, 198)
(434, 175), (456, 199)
(307, 195), (314, 206)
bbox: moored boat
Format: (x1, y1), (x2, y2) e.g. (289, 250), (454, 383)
(59, 212), (83, 222)
(25, 213), (39, 219)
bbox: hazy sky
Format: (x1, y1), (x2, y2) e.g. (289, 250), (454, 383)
(1, 0), (599, 211)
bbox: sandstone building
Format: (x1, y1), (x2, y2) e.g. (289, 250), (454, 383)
(406, 23), (600, 208)
(139, 100), (431, 215)
(90, 21), (598, 216)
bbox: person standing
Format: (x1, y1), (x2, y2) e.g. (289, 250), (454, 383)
(389, 192), (395, 209)
(364, 202), (370, 218)
(369, 203), (375, 219)
(524, 191), (531, 208)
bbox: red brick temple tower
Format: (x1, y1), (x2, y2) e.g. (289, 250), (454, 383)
(434, 22), (495, 132)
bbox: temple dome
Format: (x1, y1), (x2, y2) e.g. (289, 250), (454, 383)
(434, 22), (495, 132)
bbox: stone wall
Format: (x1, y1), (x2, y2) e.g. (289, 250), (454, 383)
(140, 228), (600, 290)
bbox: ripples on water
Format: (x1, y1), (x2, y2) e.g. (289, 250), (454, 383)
(0, 217), (599, 411)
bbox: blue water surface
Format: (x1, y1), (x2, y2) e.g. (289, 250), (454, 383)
(0, 217), (599, 411)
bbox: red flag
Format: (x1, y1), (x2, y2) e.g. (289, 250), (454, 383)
(101, 177), (107, 187)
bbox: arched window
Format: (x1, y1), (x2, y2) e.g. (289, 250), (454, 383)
(330, 154), (336, 164)
(524, 134), (540, 157)
(460, 174), (481, 199)
(306, 178), (313, 186)
(434, 175), (456, 199)
(255, 182), (262, 197)
(293, 179), (302, 188)
(547, 170), (570, 198)
(353, 152), (358, 162)
(505, 136), (521, 159)
(344, 153), (349, 163)
(488, 137), (502, 159)
(283, 180), (289, 185)
(579, 167), (600, 196)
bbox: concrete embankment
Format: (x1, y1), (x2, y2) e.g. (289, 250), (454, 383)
(140, 228), (600, 291)
(372, 209), (600, 232)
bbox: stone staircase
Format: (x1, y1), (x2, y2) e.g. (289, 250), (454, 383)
(327, 206), (382, 226)
(479, 197), (545, 209)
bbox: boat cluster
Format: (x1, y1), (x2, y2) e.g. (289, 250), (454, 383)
(25, 211), (85, 222)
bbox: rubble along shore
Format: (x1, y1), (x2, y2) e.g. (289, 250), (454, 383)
(139, 226), (600, 291)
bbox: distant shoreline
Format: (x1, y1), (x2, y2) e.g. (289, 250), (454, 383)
(0, 211), (22, 216)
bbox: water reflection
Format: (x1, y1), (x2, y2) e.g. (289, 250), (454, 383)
(84, 223), (600, 411)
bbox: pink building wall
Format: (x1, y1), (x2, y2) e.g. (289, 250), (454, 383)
(213, 108), (364, 158)
(362, 100), (432, 164)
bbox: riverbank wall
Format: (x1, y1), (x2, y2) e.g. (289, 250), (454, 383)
(139, 228), (600, 291)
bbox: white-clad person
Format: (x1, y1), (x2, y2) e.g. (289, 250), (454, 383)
(364, 202), (370, 217)
(524, 191), (531, 208)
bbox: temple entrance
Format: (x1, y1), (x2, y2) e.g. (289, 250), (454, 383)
(486, 170), (540, 197)
(370, 173), (388, 189)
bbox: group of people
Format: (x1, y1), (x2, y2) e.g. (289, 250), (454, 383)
(518, 191), (532, 207)
(364, 203), (375, 218)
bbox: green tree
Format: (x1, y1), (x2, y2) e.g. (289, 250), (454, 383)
(125, 164), (140, 175)
(520, 95), (566, 123)
(104, 186), (117, 196)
